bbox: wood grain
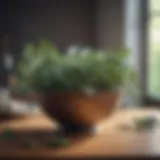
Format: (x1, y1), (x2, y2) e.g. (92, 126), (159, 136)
(0, 108), (160, 158)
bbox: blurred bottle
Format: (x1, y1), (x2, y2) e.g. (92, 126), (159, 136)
(1, 36), (17, 87)
(0, 35), (15, 115)
(0, 35), (15, 87)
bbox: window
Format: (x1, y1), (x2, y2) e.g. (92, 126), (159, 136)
(148, 0), (160, 99)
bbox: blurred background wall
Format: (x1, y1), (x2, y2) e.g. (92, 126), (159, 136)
(0, 0), (124, 53)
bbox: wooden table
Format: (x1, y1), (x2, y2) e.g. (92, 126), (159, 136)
(0, 108), (160, 158)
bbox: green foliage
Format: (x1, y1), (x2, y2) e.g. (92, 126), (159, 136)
(0, 128), (16, 141)
(16, 40), (137, 93)
(134, 116), (157, 130)
(45, 137), (70, 148)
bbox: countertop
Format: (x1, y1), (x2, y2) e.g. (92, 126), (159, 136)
(0, 108), (160, 158)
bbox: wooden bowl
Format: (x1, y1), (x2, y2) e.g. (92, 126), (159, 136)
(41, 90), (121, 134)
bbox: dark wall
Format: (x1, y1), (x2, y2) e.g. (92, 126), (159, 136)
(0, 0), (96, 54)
(96, 0), (124, 49)
(0, 0), (123, 53)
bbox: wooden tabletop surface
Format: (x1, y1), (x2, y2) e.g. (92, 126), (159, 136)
(0, 108), (160, 158)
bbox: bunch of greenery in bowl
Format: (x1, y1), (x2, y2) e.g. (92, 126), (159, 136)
(13, 40), (138, 104)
